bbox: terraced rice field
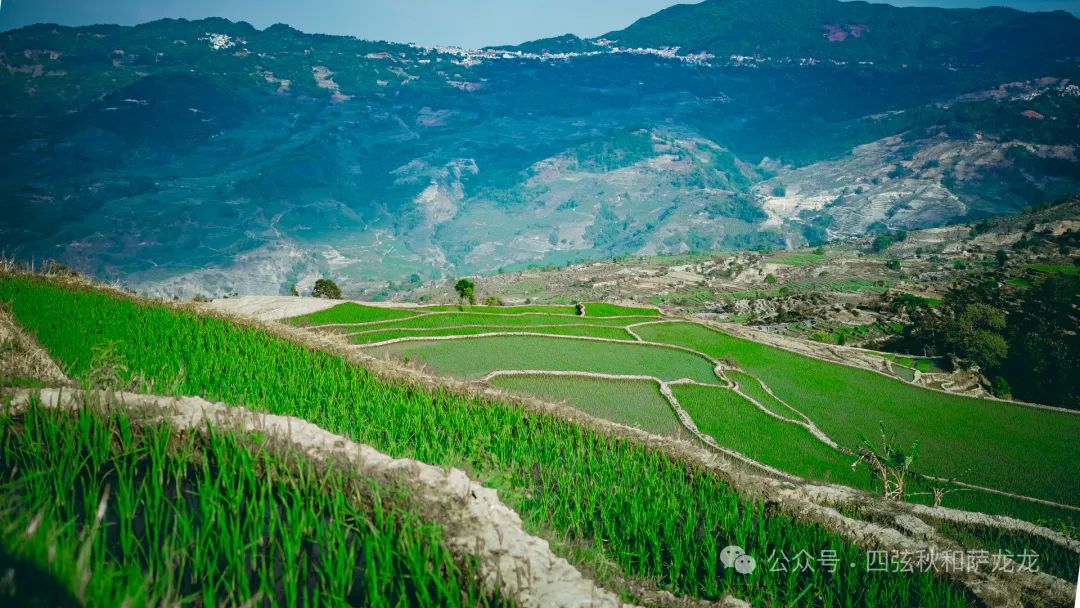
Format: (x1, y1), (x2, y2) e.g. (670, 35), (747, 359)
(672, 384), (865, 488)
(298, 300), (1080, 531)
(489, 375), (688, 439)
(288, 302), (419, 326)
(413, 303), (661, 317)
(0, 275), (977, 607)
(350, 324), (633, 345)
(632, 322), (1080, 512)
(367, 335), (719, 383)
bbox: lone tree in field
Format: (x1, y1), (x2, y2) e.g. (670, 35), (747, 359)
(454, 279), (476, 305)
(311, 278), (342, 300)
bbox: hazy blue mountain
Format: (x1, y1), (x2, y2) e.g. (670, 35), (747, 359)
(1, 1), (1078, 297)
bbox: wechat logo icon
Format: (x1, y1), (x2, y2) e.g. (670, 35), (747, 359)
(720, 545), (757, 575)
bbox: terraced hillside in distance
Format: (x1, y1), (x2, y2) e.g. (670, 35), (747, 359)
(296, 298), (1080, 534)
(9, 272), (1080, 607)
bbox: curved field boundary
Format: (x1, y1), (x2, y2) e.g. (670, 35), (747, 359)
(656, 381), (799, 482)
(729, 377), (1080, 512)
(728, 380), (840, 450)
(725, 371), (810, 425)
(721, 370), (841, 449)
(482, 369), (726, 389)
(356, 330), (729, 376)
(309, 311), (659, 331)
(480, 369), (798, 482)
(6, 387), (645, 608)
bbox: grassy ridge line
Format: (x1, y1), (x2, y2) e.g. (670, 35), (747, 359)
(0, 393), (508, 607)
(0, 275), (972, 607)
(633, 322), (1080, 508)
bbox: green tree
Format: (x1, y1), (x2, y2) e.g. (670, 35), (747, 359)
(454, 279), (476, 305)
(311, 278), (342, 300)
(945, 303), (1008, 370)
(1000, 274), (1080, 407)
(994, 249), (1008, 267)
(871, 235), (892, 253)
(764, 273), (778, 285)
(991, 376), (1012, 398)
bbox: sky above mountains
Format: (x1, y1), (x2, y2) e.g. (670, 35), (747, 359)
(1, 0), (1078, 48)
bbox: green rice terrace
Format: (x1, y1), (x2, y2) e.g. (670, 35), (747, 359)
(1, 273), (1078, 607)
(303, 300), (1080, 525)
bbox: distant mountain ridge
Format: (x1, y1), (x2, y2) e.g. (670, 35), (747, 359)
(602, 0), (1080, 71)
(0, 1), (1078, 298)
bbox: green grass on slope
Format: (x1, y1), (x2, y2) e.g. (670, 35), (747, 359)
(673, 384), (865, 488)
(490, 375), (687, 439)
(0, 276), (970, 607)
(416, 303), (660, 317)
(0, 399), (503, 608)
(351, 325), (632, 345)
(368, 336), (718, 383)
(635, 322), (1080, 508)
(288, 302), (418, 326)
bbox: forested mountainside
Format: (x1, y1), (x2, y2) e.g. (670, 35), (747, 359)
(1, 0), (1078, 297)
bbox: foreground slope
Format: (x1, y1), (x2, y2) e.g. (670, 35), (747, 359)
(0, 273), (1000, 606)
